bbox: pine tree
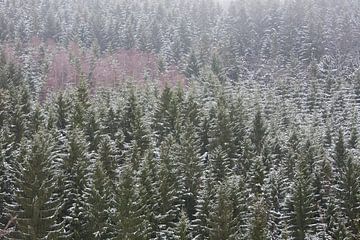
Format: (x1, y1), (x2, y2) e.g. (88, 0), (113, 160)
(177, 121), (203, 220)
(97, 135), (117, 186)
(249, 155), (267, 196)
(174, 210), (192, 240)
(334, 129), (347, 171)
(153, 86), (176, 145)
(103, 107), (120, 140)
(61, 129), (91, 239)
(71, 80), (90, 129)
(8, 86), (31, 144)
(0, 89), (9, 130)
(264, 166), (289, 239)
(337, 154), (360, 237)
(209, 146), (231, 183)
(250, 110), (267, 155)
(55, 92), (71, 130)
(209, 96), (236, 162)
(208, 180), (238, 240)
(116, 164), (144, 240)
(7, 130), (64, 239)
(284, 155), (318, 240)
(0, 132), (6, 226)
(138, 150), (160, 239)
(249, 197), (268, 240)
(29, 104), (44, 135)
(122, 89), (150, 156)
(86, 159), (115, 239)
(348, 120), (358, 149)
(185, 52), (201, 79)
(84, 109), (100, 152)
(157, 136), (182, 239)
(193, 168), (215, 240)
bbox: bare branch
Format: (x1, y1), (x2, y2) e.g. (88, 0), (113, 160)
(0, 215), (17, 238)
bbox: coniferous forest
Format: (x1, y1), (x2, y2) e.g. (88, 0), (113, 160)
(1, 0), (360, 239)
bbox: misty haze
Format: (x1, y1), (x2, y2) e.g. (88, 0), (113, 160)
(0, 0), (360, 239)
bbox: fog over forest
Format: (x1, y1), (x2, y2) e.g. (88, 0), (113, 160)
(0, 0), (360, 239)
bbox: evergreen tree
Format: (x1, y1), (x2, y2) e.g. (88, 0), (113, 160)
(61, 129), (91, 239)
(348, 124), (358, 149)
(193, 168), (215, 240)
(116, 164), (144, 240)
(185, 52), (201, 79)
(209, 96), (236, 162)
(122, 89), (150, 156)
(337, 154), (360, 237)
(209, 146), (231, 183)
(0, 132), (6, 226)
(174, 210), (192, 240)
(157, 136), (181, 239)
(250, 110), (267, 155)
(0, 90), (8, 130)
(284, 155), (318, 240)
(8, 130), (64, 239)
(177, 121), (203, 220)
(334, 129), (347, 171)
(8, 86), (31, 144)
(138, 150), (160, 239)
(55, 92), (71, 130)
(84, 109), (101, 152)
(153, 86), (176, 145)
(249, 155), (267, 196)
(86, 159), (115, 239)
(97, 135), (117, 186)
(71, 80), (90, 129)
(249, 197), (268, 240)
(208, 180), (238, 240)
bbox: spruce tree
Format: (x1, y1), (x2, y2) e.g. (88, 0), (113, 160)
(0, 89), (8, 130)
(122, 89), (150, 157)
(71, 80), (90, 129)
(177, 121), (203, 220)
(153, 86), (173, 145)
(209, 146), (231, 183)
(97, 135), (117, 186)
(174, 210), (192, 240)
(157, 136), (181, 239)
(337, 154), (360, 237)
(55, 92), (70, 130)
(86, 159), (115, 239)
(249, 197), (268, 240)
(193, 168), (215, 240)
(250, 110), (267, 155)
(0, 133), (6, 226)
(116, 164), (144, 240)
(185, 51), (201, 79)
(8, 130), (64, 239)
(284, 155), (318, 240)
(334, 129), (347, 171)
(61, 129), (91, 239)
(208, 181), (237, 240)
(84, 109), (100, 152)
(138, 150), (160, 239)
(209, 96), (236, 162)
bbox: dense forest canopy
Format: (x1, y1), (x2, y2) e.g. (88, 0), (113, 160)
(0, 0), (360, 239)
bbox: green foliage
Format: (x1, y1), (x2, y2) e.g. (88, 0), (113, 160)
(250, 110), (267, 155)
(249, 198), (268, 240)
(61, 129), (91, 239)
(9, 130), (64, 239)
(174, 210), (192, 240)
(185, 52), (201, 79)
(116, 165), (144, 240)
(86, 159), (115, 239)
